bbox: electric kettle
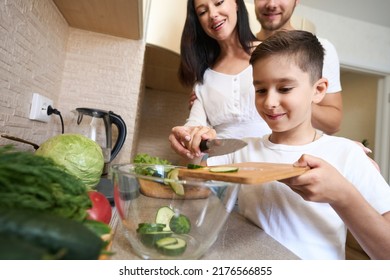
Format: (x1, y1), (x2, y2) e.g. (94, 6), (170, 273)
(75, 108), (127, 175)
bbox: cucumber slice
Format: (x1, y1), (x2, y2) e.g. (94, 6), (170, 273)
(187, 163), (204, 169)
(155, 206), (175, 231)
(209, 166), (239, 173)
(165, 169), (185, 196)
(137, 223), (166, 233)
(139, 231), (173, 247)
(157, 237), (187, 256)
(155, 237), (178, 248)
(169, 214), (191, 234)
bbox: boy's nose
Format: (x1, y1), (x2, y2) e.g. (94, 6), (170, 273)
(263, 92), (279, 108)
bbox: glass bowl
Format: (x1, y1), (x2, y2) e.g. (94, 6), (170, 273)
(111, 163), (239, 260)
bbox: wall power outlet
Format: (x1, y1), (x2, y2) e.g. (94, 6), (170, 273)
(29, 93), (53, 123)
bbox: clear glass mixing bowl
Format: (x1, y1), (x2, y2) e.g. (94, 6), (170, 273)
(111, 163), (240, 260)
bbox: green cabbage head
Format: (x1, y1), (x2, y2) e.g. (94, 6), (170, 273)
(35, 133), (104, 190)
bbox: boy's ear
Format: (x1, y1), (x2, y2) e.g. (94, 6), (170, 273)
(313, 78), (328, 104)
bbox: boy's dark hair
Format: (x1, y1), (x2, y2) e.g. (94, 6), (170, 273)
(250, 30), (324, 84)
(178, 0), (257, 87)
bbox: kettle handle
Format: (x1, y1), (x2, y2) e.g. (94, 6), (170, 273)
(108, 111), (127, 161)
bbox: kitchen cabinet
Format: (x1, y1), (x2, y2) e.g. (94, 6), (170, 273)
(53, 0), (143, 39)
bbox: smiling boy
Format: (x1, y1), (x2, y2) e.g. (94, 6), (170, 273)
(206, 30), (390, 259)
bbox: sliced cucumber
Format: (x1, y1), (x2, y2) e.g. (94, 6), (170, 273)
(155, 237), (178, 248)
(169, 214), (191, 234)
(209, 166), (239, 173)
(155, 206), (175, 231)
(187, 163), (204, 169)
(157, 237), (187, 256)
(139, 231), (173, 247)
(165, 169), (185, 196)
(137, 223), (166, 233)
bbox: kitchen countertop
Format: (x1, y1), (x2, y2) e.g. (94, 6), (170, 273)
(108, 209), (299, 260)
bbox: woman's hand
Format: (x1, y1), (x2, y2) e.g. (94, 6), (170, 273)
(168, 126), (216, 159)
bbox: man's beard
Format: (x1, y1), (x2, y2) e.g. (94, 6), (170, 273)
(257, 3), (296, 32)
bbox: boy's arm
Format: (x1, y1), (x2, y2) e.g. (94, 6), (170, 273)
(281, 154), (390, 259)
(333, 189), (390, 260)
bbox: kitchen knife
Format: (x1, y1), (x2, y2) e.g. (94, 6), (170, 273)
(199, 139), (247, 157)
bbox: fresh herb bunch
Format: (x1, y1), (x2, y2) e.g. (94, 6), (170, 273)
(0, 145), (91, 221)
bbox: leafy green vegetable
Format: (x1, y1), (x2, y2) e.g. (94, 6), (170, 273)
(0, 145), (91, 221)
(35, 134), (104, 190)
(133, 153), (172, 176)
(133, 153), (171, 165)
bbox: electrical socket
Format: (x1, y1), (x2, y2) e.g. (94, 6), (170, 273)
(29, 93), (53, 123)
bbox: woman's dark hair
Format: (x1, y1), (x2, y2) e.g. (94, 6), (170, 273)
(178, 0), (257, 87)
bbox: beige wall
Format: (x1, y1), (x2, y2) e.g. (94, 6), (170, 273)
(135, 46), (189, 165)
(58, 28), (145, 164)
(136, 87), (189, 165)
(0, 0), (145, 164)
(335, 71), (378, 158)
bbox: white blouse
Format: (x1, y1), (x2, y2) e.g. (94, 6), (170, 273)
(185, 66), (271, 139)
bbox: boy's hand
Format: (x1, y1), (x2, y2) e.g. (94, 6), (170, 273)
(279, 154), (352, 205)
(169, 126), (216, 159)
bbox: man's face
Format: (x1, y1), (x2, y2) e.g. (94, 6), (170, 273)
(254, 0), (297, 32)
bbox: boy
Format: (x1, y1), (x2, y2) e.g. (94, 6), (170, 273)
(204, 30), (390, 259)
(253, 0), (342, 135)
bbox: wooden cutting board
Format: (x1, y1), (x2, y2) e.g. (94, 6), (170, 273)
(178, 162), (309, 185)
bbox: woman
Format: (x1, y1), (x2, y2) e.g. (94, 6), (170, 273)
(169, 0), (270, 160)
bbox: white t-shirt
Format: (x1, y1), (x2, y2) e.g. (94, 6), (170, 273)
(207, 134), (390, 260)
(185, 39), (341, 138)
(320, 37), (342, 93)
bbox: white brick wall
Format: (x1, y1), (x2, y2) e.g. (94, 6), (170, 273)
(59, 28), (145, 164)
(0, 0), (68, 150)
(0, 0), (145, 165)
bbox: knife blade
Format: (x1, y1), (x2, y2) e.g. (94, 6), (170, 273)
(199, 139), (247, 157)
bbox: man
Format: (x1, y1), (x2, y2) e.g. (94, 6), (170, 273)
(253, 0), (342, 135)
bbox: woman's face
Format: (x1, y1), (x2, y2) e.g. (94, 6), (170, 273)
(194, 0), (238, 42)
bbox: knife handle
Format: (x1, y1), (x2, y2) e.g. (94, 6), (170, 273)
(199, 140), (208, 152)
